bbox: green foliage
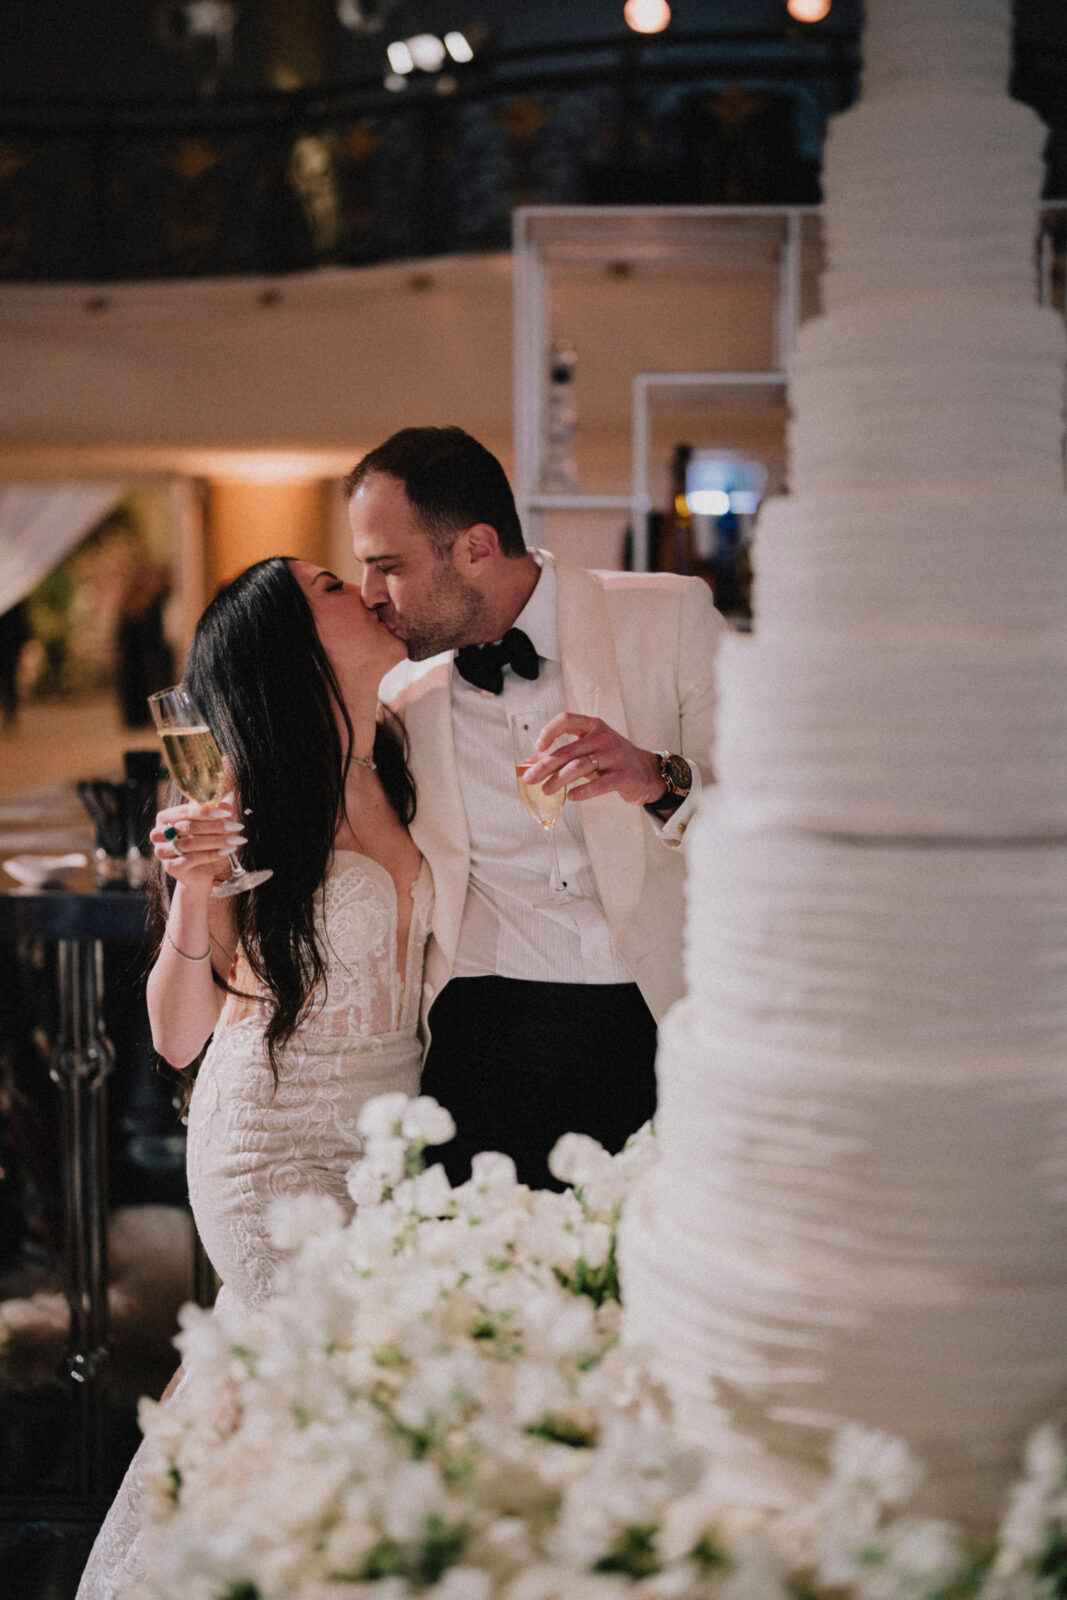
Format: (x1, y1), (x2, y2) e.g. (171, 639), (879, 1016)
(357, 1517), (467, 1586)
(594, 1523), (661, 1579)
(527, 1413), (596, 1449)
(1038, 1524), (1067, 1597)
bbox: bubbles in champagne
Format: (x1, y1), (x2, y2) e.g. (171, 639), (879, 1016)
(161, 726), (225, 805)
(515, 763), (566, 827)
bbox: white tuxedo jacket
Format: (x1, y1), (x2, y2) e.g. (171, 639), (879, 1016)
(380, 552), (723, 1033)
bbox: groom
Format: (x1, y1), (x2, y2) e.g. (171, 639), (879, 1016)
(346, 426), (722, 1189)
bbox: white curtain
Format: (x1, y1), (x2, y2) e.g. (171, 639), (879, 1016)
(0, 482), (126, 615)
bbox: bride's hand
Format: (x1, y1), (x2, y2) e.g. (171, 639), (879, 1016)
(150, 796), (245, 892)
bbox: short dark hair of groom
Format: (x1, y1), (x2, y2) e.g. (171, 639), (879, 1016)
(343, 426), (527, 558)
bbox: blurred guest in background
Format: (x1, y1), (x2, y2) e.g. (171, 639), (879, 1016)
(115, 565), (175, 728)
(0, 600), (30, 730)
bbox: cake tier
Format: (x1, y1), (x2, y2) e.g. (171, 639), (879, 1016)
(818, 88), (1046, 312)
(620, 821), (1067, 1522)
(681, 815), (1067, 1076)
(715, 621), (1067, 837)
(786, 298), (1066, 496)
(860, 0), (1010, 99)
(752, 486), (1067, 634)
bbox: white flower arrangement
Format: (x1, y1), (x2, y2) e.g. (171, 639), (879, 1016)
(136, 1097), (1067, 1600)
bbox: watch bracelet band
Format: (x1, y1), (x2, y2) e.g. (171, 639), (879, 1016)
(644, 788), (686, 814)
(643, 751), (691, 814)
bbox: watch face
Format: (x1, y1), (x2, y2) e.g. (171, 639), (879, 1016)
(663, 754), (691, 794)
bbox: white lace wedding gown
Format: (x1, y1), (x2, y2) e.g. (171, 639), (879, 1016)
(76, 851), (433, 1600)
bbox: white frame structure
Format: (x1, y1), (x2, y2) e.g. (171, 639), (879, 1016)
(512, 205), (809, 566)
(513, 202), (1067, 568)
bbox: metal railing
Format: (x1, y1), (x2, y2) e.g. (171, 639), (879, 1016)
(0, 30), (861, 283)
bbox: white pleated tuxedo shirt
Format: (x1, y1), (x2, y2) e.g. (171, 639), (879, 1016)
(449, 557), (699, 987)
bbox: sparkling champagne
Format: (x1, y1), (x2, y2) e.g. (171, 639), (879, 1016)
(160, 726), (225, 805)
(149, 684), (272, 897)
(515, 763), (566, 827)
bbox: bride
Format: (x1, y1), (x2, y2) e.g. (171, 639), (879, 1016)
(77, 556), (432, 1599)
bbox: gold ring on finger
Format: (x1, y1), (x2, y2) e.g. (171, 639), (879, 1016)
(588, 754), (599, 774)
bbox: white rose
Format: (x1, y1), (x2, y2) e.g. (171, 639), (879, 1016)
(998, 1478), (1056, 1563)
(828, 1425), (923, 1508)
(547, 1133), (612, 1189)
(347, 1137), (408, 1204)
(256, 1538), (326, 1595)
(715, 1532), (792, 1600)
(425, 1566), (494, 1600)
(857, 1515), (965, 1600)
(506, 1566), (630, 1600)
(267, 1192), (346, 1252)
(575, 1221), (612, 1271)
(402, 1096), (457, 1146)
(1023, 1423), (1067, 1485)
(322, 1517), (380, 1574)
(379, 1460), (450, 1542)
(392, 1165), (454, 1220)
(357, 1092), (413, 1139)
(450, 1152), (520, 1217)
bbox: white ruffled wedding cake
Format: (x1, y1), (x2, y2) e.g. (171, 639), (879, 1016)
(620, 0), (1067, 1524)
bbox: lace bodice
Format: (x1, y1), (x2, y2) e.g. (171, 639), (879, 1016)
(77, 853), (433, 1599)
(222, 850), (433, 1040)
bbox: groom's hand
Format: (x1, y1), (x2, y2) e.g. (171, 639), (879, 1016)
(525, 713), (664, 806)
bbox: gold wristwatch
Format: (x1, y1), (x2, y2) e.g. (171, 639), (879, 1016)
(645, 751), (692, 813)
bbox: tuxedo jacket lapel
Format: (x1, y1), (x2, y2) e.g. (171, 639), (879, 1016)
(553, 556), (646, 933)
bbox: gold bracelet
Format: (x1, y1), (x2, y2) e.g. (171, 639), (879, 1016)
(165, 927), (212, 964)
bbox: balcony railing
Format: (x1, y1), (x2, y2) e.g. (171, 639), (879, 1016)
(0, 31), (862, 283)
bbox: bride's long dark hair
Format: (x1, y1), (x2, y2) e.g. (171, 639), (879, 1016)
(151, 556), (415, 1076)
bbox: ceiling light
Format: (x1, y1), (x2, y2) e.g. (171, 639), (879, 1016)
(444, 30), (474, 63)
(623, 0), (671, 34)
(787, 0), (831, 20)
(336, 0), (393, 31)
(406, 33), (447, 71)
(386, 38), (414, 73)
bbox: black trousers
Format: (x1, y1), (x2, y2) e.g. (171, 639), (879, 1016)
(420, 976), (658, 1192)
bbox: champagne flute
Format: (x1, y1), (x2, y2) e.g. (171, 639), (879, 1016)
(508, 711), (573, 902)
(148, 685), (273, 898)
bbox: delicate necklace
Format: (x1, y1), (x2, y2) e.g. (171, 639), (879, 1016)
(351, 753), (377, 770)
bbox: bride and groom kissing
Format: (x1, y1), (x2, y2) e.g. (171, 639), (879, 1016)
(76, 422), (721, 1600)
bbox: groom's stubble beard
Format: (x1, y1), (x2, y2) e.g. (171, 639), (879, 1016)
(398, 556), (491, 662)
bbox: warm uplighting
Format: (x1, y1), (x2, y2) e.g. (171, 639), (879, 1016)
(623, 0), (671, 35)
(786, 0), (832, 21)
(211, 453), (330, 484)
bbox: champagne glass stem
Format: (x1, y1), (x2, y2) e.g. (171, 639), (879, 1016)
(544, 823), (566, 895)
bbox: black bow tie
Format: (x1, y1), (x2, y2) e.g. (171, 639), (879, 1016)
(454, 628), (540, 694)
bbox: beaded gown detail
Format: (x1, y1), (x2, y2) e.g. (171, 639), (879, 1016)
(76, 851), (433, 1599)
